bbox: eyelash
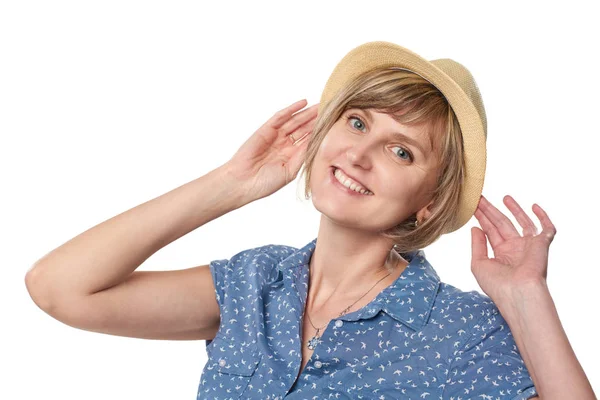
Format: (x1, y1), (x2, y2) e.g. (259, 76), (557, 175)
(345, 114), (414, 162)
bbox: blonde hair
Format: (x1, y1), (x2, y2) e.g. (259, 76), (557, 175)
(298, 67), (466, 254)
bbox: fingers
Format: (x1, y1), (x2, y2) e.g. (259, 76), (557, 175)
(287, 126), (312, 179)
(471, 226), (489, 262)
(474, 206), (504, 249)
(280, 103), (319, 139)
(502, 195), (538, 236)
(291, 118), (316, 146)
(269, 99), (307, 129)
(268, 99), (317, 130)
(476, 195), (556, 246)
(532, 203), (557, 243)
(477, 195), (520, 240)
(287, 119), (317, 178)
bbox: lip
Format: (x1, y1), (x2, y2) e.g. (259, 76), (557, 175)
(330, 167), (373, 196)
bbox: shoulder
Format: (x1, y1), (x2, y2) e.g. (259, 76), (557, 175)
(211, 243), (298, 270)
(249, 243), (299, 260)
(435, 281), (497, 315)
(209, 242), (299, 293)
(427, 281), (503, 345)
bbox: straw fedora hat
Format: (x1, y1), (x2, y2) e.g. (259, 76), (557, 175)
(318, 41), (487, 234)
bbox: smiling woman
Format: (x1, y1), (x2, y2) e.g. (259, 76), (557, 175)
(25, 38), (596, 400)
(300, 64), (467, 254)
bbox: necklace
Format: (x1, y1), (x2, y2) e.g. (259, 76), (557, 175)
(305, 271), (392, 350)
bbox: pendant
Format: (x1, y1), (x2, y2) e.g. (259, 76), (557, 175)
(307, 328), (321, 350)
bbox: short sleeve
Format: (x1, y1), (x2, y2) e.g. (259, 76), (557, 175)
(208, 258), (229, 317)
(203, 245), (285, 350)
(204, 258), (229, 349)
(441, 305), (538, 399)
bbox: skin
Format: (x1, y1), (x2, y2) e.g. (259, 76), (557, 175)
(306, 107), (438, 311)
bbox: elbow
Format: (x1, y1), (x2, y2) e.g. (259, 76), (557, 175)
(25, 264), (55, 313)
(26, 263), (94, 329)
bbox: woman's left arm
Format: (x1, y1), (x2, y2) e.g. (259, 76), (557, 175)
(471, 195), (596, 400)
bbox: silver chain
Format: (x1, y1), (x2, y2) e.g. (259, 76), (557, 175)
(304, 271), (392, 350)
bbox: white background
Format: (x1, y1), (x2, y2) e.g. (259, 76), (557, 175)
(2, 1), (598, 399)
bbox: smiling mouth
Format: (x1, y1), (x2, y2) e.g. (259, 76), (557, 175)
(331, 167), (374, 195)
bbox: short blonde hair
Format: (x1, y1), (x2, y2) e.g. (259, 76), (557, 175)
(298, 67), (466, 254)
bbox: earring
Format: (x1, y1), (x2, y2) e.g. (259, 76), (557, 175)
(414, 219), (420, 227)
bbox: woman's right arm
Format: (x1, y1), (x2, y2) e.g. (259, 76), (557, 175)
(25, 98), (318, 341)
(25, 165), (249, 340)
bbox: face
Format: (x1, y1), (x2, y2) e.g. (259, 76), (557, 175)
(310, 108), (439, 232)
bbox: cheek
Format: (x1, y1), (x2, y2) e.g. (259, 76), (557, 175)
(317, 130), (344, 160)
(318, 133), (333, 153)
(383, 175), (423, 204)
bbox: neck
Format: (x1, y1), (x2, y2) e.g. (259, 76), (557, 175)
(306, 221), (409, 314)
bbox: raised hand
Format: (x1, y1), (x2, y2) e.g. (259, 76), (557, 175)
(471, 194), (557, 303)
(225, 99), (319, 202)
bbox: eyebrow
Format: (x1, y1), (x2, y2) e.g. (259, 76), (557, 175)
(357, 109), (430, 157)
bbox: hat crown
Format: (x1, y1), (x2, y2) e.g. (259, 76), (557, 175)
(430, 58), (487, 138)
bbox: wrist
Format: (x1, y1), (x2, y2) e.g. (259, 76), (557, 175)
(496, 278), (549, 322)
(213, 163), (254, 207)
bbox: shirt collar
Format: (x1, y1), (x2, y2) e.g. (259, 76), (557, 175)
(270, 237), (441, 331)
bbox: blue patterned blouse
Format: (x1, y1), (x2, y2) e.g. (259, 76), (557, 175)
(197, 238), (538, 399)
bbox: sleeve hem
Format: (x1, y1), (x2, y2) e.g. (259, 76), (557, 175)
(208, 259), (228, 339)
(511, 386), (538, 399)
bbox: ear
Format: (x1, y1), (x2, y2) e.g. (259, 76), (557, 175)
(416, 199), (434, 222)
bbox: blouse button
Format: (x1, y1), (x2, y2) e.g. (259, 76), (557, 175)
(218, 359), (226, 367)
(314, 360), (322, 369)
(334, 320), (343, 328)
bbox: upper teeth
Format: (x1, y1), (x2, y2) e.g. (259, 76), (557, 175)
(334, 168), (373, 195)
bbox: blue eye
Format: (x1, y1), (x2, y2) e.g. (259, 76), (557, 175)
(346, 115), (414, 162)
(348, 116), (366, 131)
(391, 146), (412, 161)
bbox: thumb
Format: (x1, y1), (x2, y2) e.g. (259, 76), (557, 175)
(471, 226), (488, 263)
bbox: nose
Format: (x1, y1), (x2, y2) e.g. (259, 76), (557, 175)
(346, 137), (376, 170)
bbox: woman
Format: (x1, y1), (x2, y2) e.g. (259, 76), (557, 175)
(25, 42), (595, 399)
